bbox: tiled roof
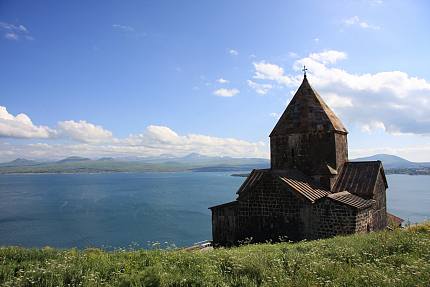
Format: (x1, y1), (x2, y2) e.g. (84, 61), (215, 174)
(236, 169), (329, 203)
(327, 191), (374, 209)
(270, 77), (347, 136)
(234, 164), (385, 207)
(279, 172), (329, 202)
(236, 169), (267, 195)
(333, 161), (387, 198)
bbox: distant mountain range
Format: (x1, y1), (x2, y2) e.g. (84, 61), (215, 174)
(0, 158), (40, 167)
(0, 154), (270, 174)
(352, 154), (430, 169)
(56, 156), (91, 163)
(0, 153), (428, 174)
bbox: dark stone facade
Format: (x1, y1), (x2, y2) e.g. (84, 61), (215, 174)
(236, 172), (307, 242)
(210, 76), (389, 246)
(270, 131), (348, 181)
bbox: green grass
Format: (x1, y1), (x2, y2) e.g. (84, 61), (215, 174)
(1, 223), (429, 287)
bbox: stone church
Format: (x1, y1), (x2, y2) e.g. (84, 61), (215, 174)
(210, 73), (389, 246)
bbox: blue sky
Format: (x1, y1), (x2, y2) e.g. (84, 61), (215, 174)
(1, 0), (430, 161)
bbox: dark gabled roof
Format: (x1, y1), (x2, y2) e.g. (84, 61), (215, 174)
(327, 191), (374, 209)
(209, 200), (238, 210)
(234, 162), (387, 206)
(236, 169), (329, 203)
(279, 173), (329, 202)
(270, 77), (347, 137)
(236, 169), (268, 195)
(333, 161), (387, 198)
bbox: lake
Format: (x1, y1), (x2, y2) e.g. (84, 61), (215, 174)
(0, 172), (428, 249)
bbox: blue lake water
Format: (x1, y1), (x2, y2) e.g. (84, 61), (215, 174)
(0, 172), (429, 249)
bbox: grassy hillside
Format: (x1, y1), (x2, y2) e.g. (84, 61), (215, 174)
(1, 223), (429, 287)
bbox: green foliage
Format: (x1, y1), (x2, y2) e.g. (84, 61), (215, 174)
(1, 222), (429, 286)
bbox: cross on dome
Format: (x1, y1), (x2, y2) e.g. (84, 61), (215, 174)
(302, 65), (308, 78)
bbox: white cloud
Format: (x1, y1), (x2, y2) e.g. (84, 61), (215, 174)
(269, 112), (280, 118)
(140, 125), (182, 145)
(229, 49), (239, 56)
(0, 125), (269, 161)
(0, 106), (270, 159)
(111, 24), (146, 38)
(253, 61), (283, 79)
(250, 50), (430, 136)
(288, 52), (299, 58)
(130, 125), (268, 157)
(247, 80), (272, 95)
(0, 22), (28, 33)
(343, 16), (380, 30)
(112, 24), (135, 32)
(58, 120), (113, 143)
(0, 22), (32, 41)
(217, 78), (229, 84)
(4, 33), (18, 40)
(253, 61), (295, 85)
(214, 88), (240, 97)
(323, 93), (353, 108)
(0, 106), (55, 138)
(314, 38), (320, 43)
(309, 50), (347, 64)
(122, 125), (268, 157)
(360, 121), (386, 133)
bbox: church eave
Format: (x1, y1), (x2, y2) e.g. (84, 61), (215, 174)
(269, 127), (348, 137)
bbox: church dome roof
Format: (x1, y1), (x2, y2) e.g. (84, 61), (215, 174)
(270, 76), (348, 136)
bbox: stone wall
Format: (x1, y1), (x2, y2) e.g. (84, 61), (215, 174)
(211, 167), (383, 246)
(356, 207), (373, 233)
(236, 173), (311, 242)
(371, 172), (387, 230)
(334, 132), (348, 169)
(311, 198), (358, 239)
(211, 202), (237, 246)
(270, 131), (347, 175)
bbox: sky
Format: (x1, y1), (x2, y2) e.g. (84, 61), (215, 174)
(1, 0), (430, 162)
